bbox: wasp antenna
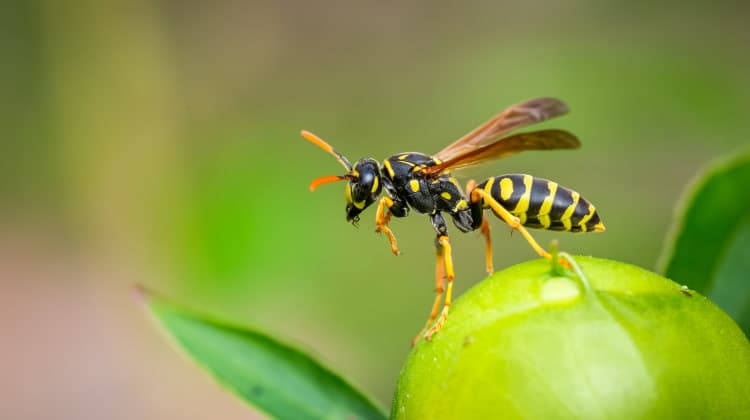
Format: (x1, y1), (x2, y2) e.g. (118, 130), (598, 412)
(309, 175), (349, 192)
(301, 130), (353, 171)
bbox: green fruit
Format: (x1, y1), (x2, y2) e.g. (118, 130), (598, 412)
(392, 256), (750, 419)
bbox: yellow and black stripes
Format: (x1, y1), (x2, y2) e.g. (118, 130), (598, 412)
(474, 174), (604, 233)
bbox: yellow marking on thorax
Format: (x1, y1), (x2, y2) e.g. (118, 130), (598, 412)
(441, 191), (452, 200)
(512, 175), (533, 214)
(371, 176), (379, 193)
(384, 160), (395, 178)
(410, 179), (420, 192)
(537, 181), (558, 228)
(561, 191), (580, 231)
(499, 177), (514, 201)
(398, 154), (409, 160)
(454, 199), (468, 211)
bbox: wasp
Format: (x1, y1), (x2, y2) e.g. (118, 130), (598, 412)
(301, 97), (604, 345)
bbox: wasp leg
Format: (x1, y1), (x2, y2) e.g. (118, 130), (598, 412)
(411, 246), (446, 346)
(375, 196), (401, 255)
(470, 188), (553, 261)
(466, 179), (493, 275)
(425, 234), (454, 341)
(479, 217), (493, 274)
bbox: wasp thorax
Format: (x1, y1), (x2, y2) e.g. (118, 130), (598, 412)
(345, 158), (382, 222)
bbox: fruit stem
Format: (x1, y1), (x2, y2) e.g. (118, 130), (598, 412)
(548, 241), (594, 296)
(558, 252), (594, 294)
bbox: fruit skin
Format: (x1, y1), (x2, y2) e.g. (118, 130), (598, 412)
(392, 256), (750, 420)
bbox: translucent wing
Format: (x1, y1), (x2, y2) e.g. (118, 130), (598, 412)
(424, 129), (580, 175)
(435, 97), (569, 161)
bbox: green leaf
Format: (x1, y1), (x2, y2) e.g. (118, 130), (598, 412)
(658, 148), (750, 336)
(138, 287), (387, 420)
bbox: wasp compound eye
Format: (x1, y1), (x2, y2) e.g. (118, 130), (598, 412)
(345, 181), (367, 223)
(344, 158), (382, 222)
(351, 158), (382, 202)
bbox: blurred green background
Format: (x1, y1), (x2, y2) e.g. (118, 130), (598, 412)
(2, 1), (749, 419)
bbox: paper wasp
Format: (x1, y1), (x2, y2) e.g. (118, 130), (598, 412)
(301, 97), (604, 344)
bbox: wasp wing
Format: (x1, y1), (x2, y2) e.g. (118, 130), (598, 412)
(434, 97), (570, 161)
(425, 129), (580, 175)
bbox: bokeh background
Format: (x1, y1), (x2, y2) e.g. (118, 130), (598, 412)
(3, 1), (749, 419)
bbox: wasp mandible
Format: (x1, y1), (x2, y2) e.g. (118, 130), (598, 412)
(301, 97), (604, 345)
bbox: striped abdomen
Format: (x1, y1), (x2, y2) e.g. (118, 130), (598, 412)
(475, 174), (604, 232)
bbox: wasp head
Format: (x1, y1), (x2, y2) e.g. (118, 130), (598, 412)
(345, 158), (382, 223)
(301, 130), (383, 224)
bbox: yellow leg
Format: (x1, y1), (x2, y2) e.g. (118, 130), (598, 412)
(425, 235), (455, 341)
(471, 188), (552, 261)
(480, 217), (493, 274)
(467, 179), (494, 275)
(411, 247), (446, 346)
(374, 196), (400, 256)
